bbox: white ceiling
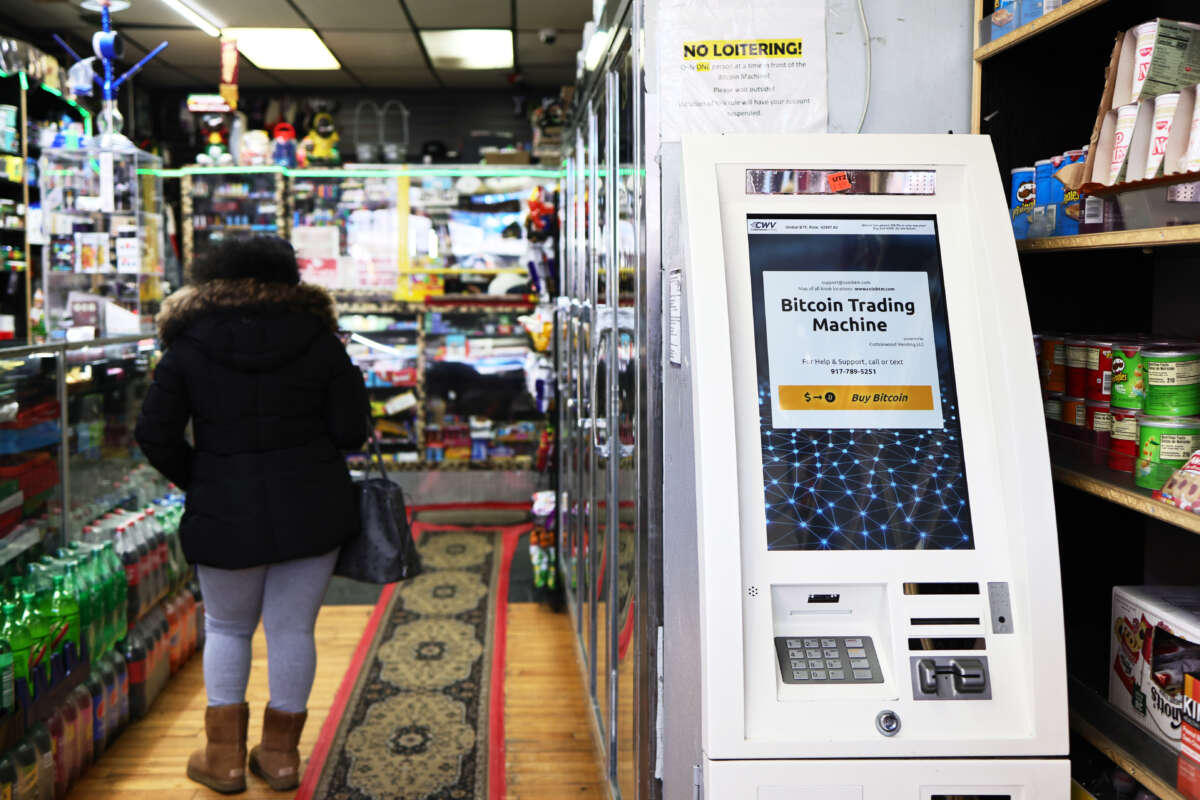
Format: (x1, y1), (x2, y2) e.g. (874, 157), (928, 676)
(0, 0), (589, 90)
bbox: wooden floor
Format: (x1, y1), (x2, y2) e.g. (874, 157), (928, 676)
(65, 602), (606, 799)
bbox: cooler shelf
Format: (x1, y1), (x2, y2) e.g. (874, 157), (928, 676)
(1018, 225), (1200, 253)
(1050, 445), (1200, 536)
(1068, 676), (1188, 800)
(974, 0), (1110, 61)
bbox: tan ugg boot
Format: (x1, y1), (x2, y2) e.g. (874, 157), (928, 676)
(249, 706), (308, 791)
(187, 703), (249, 793)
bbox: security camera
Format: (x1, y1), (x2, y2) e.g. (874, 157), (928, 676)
(538, 28), (558, 45)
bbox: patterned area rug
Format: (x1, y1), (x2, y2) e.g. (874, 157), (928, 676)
(298, 523), (526, 800)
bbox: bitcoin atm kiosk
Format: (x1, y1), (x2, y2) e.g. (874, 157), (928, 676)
(675, 135), (1069, 798)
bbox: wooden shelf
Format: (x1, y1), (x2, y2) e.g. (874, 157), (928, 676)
(1049, 438), (1200, 535)
(975, 0), (1109, 61)
(1018, 225), (1200, 252)
(1069, 676), (1191, 800)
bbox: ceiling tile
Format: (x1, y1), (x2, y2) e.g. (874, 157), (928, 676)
(0, 0), (90, 30)
(121, 28), (220, 67)
(406, 0), (509, 30)
(181, 0), (305, 28)
(321, 31), (425, 68)
(355, 67), (439, 89)
(515, 0), (593, 31)
(292, 0), (410, 30)
(515, 30), (581, 66)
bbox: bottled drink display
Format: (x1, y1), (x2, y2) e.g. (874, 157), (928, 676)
(0, 466), (194, 798)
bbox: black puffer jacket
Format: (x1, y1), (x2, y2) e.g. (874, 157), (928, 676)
(134, 279), (368, 569)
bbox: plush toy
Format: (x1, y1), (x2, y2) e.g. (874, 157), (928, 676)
(239, 129), (270, 166)
(271, 122), (298, 168)
(195, 113), (233, 166)
(525, 186), (557, 243)
(302, 111), (340, 165)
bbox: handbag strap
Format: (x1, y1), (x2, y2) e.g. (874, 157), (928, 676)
(366, 413), (390, 480)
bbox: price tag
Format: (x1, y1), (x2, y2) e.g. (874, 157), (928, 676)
(827, 171), (852, 193)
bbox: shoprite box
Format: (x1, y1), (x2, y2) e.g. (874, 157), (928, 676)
(1109, 586), (1200, 752)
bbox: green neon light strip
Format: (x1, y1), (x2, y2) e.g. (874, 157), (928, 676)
(0, 70), (8, 80)
(287, 167), (562, 179)
(39, 83), (61, 98)
(141, 165), (563, 180)
(169, 165), (286, 175)
(17, 73), (27, 91)
(83, 113), (92, 139)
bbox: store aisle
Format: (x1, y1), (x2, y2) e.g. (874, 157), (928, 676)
(63, 601), (603, 799)
(66, 605), (371, 800)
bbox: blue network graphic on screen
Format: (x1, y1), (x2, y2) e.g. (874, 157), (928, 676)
(749, 215), (975, 551)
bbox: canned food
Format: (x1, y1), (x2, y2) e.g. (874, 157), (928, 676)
(1065, 338), (1088, 397)
(1108, 408), (1143, 473)
(1044, 391), (1063, 422)
(1135, 415), (1200, 490)
(1086, 399), (1113, 465)
(1010, 166), (1036, 240)
(1085, 339), (1114, 402)
(1040, 335), (1065, 393)
(1143, 347), (1200, 416)
(1110, 341), (1145, 410)
(1062, 395), (1087, 427)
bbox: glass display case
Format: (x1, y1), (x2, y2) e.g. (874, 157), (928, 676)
(181, 167), (285, 277)
(37, 140), (166, 337)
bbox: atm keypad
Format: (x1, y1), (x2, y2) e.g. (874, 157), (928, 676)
(775, 636), (884, 684)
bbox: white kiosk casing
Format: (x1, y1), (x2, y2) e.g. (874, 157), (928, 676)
(677, 134), (1068, 798)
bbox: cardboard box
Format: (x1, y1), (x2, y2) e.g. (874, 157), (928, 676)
(1183, 672), (1200, 762)
(482, 150), (531, 165)
(1109, 586), (1200, 752)
(1078, 21), (1200, 194)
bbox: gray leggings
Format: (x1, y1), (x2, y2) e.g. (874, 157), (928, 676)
(196, 549), (338, 713)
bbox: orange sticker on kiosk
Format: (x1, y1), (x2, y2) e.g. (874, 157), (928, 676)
(827, 171), (852, 192)
(778, 385), (935, 412)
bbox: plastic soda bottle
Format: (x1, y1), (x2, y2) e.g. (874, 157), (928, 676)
(0, 753), (16, 800)
(20, 592), (50, 688)
(1, 602), (30, 701)
(10, 738), (36, 800)
(27, 725), (52, 800)
(49, 574), (80, 669)
(0, 609), (14, 715)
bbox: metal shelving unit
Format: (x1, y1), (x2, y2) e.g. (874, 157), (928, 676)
(1069, 677), (1189, 800)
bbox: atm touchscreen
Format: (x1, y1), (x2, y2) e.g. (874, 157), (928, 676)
(747, 215), (973, 552)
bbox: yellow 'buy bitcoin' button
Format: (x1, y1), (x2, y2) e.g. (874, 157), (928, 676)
(778, 385), (934, 411)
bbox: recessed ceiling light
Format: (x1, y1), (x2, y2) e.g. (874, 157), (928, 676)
(158, 0), (222, 38)
(420, 29), (513, 70)
(223, 28), (340, 70)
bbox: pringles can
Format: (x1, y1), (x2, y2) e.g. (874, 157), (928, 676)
(1110, 341), (1146, 410)
(1065, 337), (1089, 397)
(1143, 347), (1200, 417)
(1010, 166), (1036, 240)
(1041, 334), (1066, 392)
(1085, 339), (1114, 402)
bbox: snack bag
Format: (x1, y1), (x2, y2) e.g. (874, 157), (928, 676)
(1158, 450), (1200, 512)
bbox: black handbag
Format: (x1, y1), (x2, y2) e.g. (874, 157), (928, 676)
(334, 426), (422, 584)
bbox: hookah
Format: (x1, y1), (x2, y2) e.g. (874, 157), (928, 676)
(52, 0), (169, 144)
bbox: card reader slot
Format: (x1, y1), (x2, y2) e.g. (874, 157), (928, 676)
(907, 637), (986, 651)
(902, 582), (980, 595)
(910, 617), (980, 626)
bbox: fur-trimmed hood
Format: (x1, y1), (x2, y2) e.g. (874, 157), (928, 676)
(157, 279), (339, 371)
(158, 279), (337, 344)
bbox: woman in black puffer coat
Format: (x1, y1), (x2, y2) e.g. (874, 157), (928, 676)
(135, 236), (367, 794)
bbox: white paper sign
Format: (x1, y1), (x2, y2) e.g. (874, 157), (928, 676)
(291, 225), (340, 260)
(658, 0), (828, 140)
(761, 266), (943, 431)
